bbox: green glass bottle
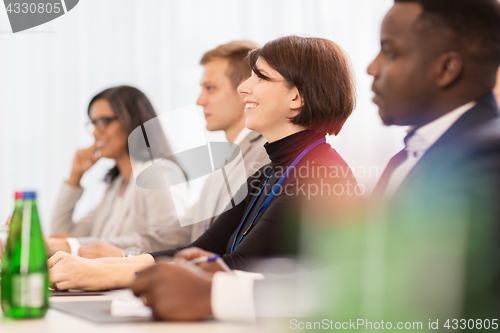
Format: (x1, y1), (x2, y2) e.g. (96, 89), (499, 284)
(1, 191), (49, 318)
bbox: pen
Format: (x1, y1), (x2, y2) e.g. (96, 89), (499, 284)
(186, 255), (220, 265)
(185, 255), (233, 273)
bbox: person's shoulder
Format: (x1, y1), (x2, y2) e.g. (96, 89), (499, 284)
(459, 116), (500, 160)
(456, 95), (500, 150)
(245, 131), (266, 144)
(245, 134), (268, 159)
(468, 116), (500, 143)
(295, 143), (356, 183)
(433, 115), (500, 181)
(307, 142), (350, 168)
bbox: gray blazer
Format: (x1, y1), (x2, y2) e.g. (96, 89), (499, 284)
(50, 159), (191, 252)
(189, 131), (270, 241)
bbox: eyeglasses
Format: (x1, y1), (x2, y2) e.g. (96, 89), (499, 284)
(86, 116), (118, 133)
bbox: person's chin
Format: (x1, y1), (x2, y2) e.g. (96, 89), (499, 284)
(205, 121), (218, 132)
(379, 108), (416, 126)
(244, 118), (257, 132)
(378, 110), (394, 126)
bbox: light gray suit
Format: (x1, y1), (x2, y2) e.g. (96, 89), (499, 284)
(189, 131), (269, 242)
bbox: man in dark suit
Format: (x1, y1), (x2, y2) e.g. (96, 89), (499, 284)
(364, 0), (500, 322)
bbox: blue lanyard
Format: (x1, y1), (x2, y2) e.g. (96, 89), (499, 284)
(230, 137), (326, 253)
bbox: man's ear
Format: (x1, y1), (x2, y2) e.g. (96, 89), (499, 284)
(494, 66), (500, 103)
(289, 87), (304, 111)
(435, 51), (464, 88)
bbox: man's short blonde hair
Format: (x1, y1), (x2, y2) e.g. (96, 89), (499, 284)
(200, 40), (259, 88)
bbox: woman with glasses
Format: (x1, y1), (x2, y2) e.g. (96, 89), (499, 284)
(46, 86), (190, 258)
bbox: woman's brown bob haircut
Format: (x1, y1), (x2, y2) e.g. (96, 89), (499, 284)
(247, 36), (356, 136)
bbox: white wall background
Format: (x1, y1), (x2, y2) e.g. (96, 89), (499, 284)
(0, 0), (406, 232)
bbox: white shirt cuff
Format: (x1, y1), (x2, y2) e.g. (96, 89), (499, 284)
(66, 238), (81, 256)
(211, 270), (264, 322)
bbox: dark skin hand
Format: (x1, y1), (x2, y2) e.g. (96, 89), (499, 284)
(132, 262), (214, 321)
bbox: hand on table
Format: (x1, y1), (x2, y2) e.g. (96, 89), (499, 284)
(48, 251), (120, 291)
(78, 242), (124, 258)
(174, 247), (227, 274)
(132, 262), (213, 321)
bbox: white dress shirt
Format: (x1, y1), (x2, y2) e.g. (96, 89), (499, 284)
(211, 264), (317, 321)
(383, 101), (476, 199)
(211, 270), (264, 321)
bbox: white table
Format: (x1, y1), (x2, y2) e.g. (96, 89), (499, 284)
(0, 295), (271, 333)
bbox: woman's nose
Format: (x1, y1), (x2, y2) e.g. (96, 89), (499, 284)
(93, 126), (101, 139)
(237, 77), (252, 95)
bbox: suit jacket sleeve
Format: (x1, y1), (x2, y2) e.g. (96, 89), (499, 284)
(50, 182), (101, 237)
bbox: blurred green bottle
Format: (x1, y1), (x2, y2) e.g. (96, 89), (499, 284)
(1, 191), (49, 318)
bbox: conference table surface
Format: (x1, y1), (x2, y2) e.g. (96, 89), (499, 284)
(0, 294), (280, 333)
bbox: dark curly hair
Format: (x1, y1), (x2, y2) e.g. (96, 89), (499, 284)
(395, 0), (500, 66)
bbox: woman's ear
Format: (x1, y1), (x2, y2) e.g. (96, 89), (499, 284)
(289, 87), (304, 111)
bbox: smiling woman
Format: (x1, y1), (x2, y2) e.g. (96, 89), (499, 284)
(240, 36), (355, 141)
(48, 36), (360, 292)
(150, 35), (359, 268)
(47, 86), (191, 258)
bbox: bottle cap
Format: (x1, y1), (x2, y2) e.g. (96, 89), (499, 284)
(14, 191), (23, 200)
(23, 191), (37, 199)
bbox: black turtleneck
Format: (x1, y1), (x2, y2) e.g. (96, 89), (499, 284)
(151, 130), (356, 270)
(264, 129), (325, 167)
